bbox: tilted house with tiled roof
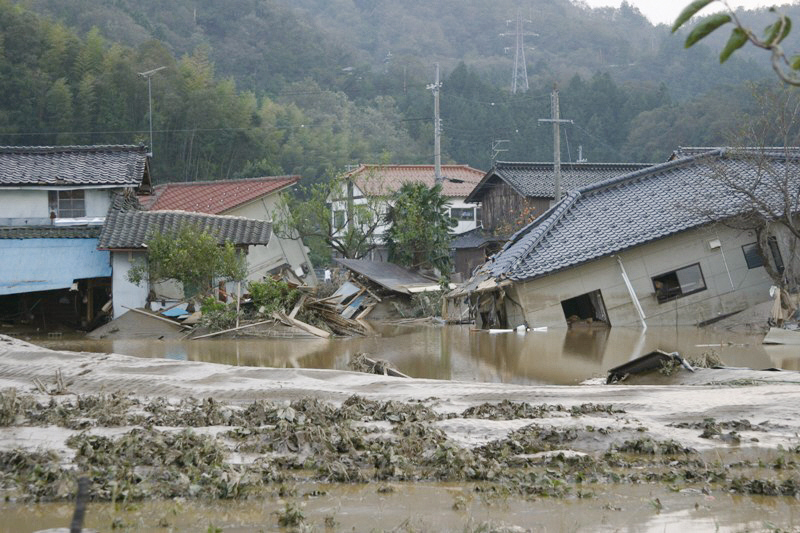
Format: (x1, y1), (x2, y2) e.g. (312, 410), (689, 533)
(138, 176), (315, 287)
(0, 145), (151, 328)
(332, 164), (485, 261)
(99, 202), (273, 318)
(465, 161), (652, 237)
(448, 149), (800, 328)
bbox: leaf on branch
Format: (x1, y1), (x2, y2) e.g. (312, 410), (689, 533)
(764, 16), (792, 46)
(672, 0), (716, 33)
(720, 28), (749, 63)
(791, 55), (800, 70)
(685, 13), (732, 48)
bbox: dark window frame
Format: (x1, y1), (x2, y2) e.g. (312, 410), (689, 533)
(449, 207), (475, 221)
(768, 236), (785, 274)
(741, 242), (764, 269)
(652, 263), (707, 304)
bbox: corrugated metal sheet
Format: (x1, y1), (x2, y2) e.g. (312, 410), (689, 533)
(0, 238), (111, 295)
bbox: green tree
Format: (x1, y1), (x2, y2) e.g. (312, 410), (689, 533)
(384, 182), (455, 275)
(272, 171), (383, 261)
(127, 225), (246, 298)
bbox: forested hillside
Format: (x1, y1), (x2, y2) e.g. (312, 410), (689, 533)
(3, 0), (795, 184)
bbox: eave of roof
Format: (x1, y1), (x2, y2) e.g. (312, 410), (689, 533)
(98, 209), (272, 250)
(0, 145), (150, 189)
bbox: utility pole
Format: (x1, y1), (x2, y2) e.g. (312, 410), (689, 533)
(138, 66), (166, 158)
(501, 10), (537, 94)
(538, 85), (573, 202)
(427, 63), (442, 185)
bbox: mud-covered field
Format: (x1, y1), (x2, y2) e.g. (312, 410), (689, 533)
(2, 334), (800, 531)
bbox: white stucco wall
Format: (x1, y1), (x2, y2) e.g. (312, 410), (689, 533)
(111, 251), (149, 318)
(505, 225), (777, 328)
(227, 196), (316, 284)
(0, 187), (120, 225)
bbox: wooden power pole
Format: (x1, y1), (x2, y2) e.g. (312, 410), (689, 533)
(538, 84), (573, 202)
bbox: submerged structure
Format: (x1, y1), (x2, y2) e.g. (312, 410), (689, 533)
(447, 148), (800, 328)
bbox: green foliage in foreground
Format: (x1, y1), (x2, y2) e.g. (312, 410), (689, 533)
(127, 225), (246, 298)
(384, 182), (455, 276)
(248, 278), (300, 315)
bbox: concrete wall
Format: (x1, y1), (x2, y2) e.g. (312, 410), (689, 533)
(508, 225), (777, 328)
(111, 251), (149, 318)
(0, 188), (117, 225)
(226, 195), (316, 284)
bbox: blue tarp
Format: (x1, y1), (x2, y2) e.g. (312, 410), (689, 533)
(0, 238), (111, 295)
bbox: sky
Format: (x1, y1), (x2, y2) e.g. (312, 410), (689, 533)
(578, 0), (790, 26)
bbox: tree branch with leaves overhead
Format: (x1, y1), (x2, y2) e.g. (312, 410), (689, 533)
(673, 0), (799, 85)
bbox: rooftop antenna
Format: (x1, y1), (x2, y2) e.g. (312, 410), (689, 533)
(138, 66), (166, 158)
(491, 139), (510, 163)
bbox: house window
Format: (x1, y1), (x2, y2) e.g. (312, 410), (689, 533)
(652, 263), (706, 303)
(561, 289), (610, 327)
(742, 243), (763, 269)
(768, 236), (785, 274)
(450, 207), (475, 221)
(48, 190), (85, 218)
(476, 207), (482, 227)
(333, 209), (345, 230)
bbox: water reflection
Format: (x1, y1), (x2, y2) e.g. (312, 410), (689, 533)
(32, 325), (787, 385)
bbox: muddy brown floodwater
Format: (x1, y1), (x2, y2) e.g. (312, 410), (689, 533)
(3, 325), (800, 532)
(28, 324), (800, 384)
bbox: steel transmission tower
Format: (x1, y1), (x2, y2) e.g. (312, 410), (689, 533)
(501, 10), (537, 94)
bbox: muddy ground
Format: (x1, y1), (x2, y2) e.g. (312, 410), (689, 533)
(2, 334), (800, 531)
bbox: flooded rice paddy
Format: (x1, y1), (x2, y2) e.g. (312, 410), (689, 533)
(29, 324), (800, 385)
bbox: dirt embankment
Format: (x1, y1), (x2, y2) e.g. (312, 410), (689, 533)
(2, 334), (800, 512)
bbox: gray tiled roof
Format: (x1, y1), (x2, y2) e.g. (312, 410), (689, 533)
(450, 228), (503, 250)
(0, 225), (102, 239)
(98, 209), (271, 250)
(482, 148), (800, 283)
(0, 145), (149, 188)
(466, 161), (653, 202)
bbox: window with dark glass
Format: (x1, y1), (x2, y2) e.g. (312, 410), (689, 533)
(449, 207), (475, 221)
(652, 263), (707, 303)
(333, 209), (345, 230)
(741, 243), (764, 269)
(48, 190), (86, 218)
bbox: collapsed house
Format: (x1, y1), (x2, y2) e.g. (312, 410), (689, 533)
(139, 176), (316, 285)
(0, 145), (151, 329)
(98, 206), (272, 318)
(446, 148), (800, 329)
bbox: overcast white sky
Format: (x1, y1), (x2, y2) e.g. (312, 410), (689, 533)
(579, 0), (792, 26)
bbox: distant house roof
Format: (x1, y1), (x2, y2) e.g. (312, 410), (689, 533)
(473, 148), (800, 284)
(343, 164), (484, 198)
(670, 146), (800, 160)
(98, 209), (271, 250)
(141, 176), (300, 214)
(465, 161), (652, 203)
(334, 258), (439, 294)
(450, 228), (503, 250)
(0, 145), (151, 191)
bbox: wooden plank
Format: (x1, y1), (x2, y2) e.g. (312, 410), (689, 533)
(289, 294), (307, 319)
(274, 311), (331, 339)
(191, 319), (274, 340)
(122, 306), (191, 330)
